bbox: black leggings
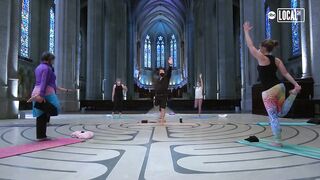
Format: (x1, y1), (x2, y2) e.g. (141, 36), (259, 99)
(113, 99), (123, 113)
(36, 113), (50, 139)
(155, 95), (168, 110)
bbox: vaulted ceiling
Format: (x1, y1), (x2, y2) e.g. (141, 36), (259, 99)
(133, 0), (191, 39)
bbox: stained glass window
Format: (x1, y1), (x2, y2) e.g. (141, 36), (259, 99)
(20, 0), (31, 58)
(291, 0), (301, 56)
(49, 6), (55, 53)
(144, 35), (151, 68)
(170, 35), (177, 67)
(265, 6), (271, 39)
(157, 36), (165, 68)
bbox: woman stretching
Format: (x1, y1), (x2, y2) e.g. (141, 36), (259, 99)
(112, 79), (127, 118)
(243, 22), (301, 147)
(28, 52), (71, 140)
(194, 73), (204, 117)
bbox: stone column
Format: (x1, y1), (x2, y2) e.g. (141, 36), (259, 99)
(0, 0), (11, 119)
(204, 0), (217, 99)
(0, 0), (19, 119)
(186, 2), (194, 97)
(103, 0), (128, 100)
(7, 0), (20, 118)
(240, 0), (265, 111)
(217, 0), (236, 99)
(309, 0), (320, 99)
(300, 0), (312, 78)
(54, 0), (80, 111)
(86, 0), (104, 100)
(127, 2), (135, 99)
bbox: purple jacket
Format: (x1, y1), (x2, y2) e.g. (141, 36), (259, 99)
(34, 62), (56, 97)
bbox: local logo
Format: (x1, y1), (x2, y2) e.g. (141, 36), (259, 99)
(277, 8), (305, 23)
(268, 11), (276, 20)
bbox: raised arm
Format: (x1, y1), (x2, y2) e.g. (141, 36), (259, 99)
(199, 74), (203, 88)
(167, 57), (173, 80)
(243, 22), (267, 64)
(275, 58), (301, 89)
(122, 84), (128, 91)
(112, 85), (116, 102)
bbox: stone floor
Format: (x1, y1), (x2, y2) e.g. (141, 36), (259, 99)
(0, 113), (319, 180)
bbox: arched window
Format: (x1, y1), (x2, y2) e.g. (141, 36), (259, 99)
(170, 34), (177, 67)
(265, 6), (271, 39)
(144, 35), (151, 68)
(49, 6), (55, 53)
(291, 0), (301, 56)
(156, 36), (165, 68)
(20, 0), (31, 58)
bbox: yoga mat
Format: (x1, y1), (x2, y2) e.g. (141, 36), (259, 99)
(257, 122), (316, 126)
(0, 138), (84, 159)
(0, 124), (68, 127)
(238, 139), (320, 159)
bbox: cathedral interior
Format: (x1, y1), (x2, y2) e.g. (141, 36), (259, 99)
(0, 0), (320, 179)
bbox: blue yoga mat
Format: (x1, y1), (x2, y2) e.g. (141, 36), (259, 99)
(257, 122), (316, 126)
(238, 139), (320, 159)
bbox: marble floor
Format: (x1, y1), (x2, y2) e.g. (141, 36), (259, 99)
(0, 113), (319, 180)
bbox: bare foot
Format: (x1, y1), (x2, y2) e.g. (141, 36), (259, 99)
(289, 85), (301, 95)
(269, 142), (283, 147)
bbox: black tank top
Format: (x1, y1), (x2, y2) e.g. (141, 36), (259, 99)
(257, 55), (280, 91)
(114, 85), (123, 100)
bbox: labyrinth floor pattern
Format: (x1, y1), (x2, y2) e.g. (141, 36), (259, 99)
(0, 113), (319, 180)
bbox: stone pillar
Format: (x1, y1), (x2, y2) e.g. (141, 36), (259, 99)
(309, 0), (320, 99)
(0, 0), (19, 119)
(240, 0), (265, 111)
(127, 2), (135, 99)
(300, 0), (312, 78)
(0, 0), (11, 119)
(186, 2), (194, 97)
(7, 0), (20, 118)
(204, 0), (217, 99)
(54, 0), (80, 111)
(86, 0), (104, 100)
(217, 0), (236, 99)
(103, 0), (128, 100)
(194, 0), (216, 99)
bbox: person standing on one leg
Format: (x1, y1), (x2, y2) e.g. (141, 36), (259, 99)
(28, 52), (71, 140)
(194, 73), (204, 117)
(112, 79), (127, 118)
(243, 21), (301, 147)
(155, 57), (173, 125)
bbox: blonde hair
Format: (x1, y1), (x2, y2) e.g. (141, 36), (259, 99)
(260, 39), (279, 52)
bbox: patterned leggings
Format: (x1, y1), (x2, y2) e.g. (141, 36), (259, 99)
(262, 83), (297, 141)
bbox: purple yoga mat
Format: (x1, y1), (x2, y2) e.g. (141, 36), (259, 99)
(0, 138), (84, 159)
